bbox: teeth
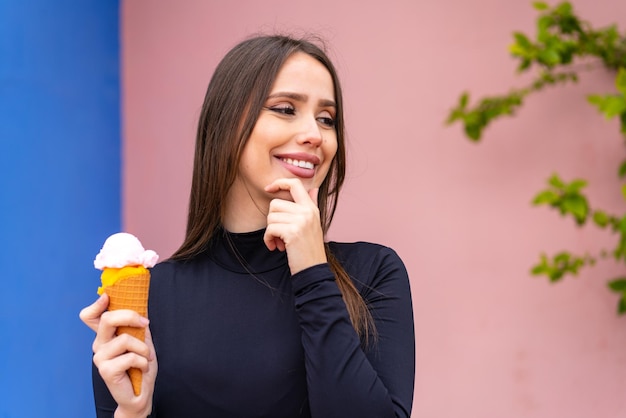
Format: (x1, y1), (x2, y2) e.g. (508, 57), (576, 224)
(282, 158), (314, 169)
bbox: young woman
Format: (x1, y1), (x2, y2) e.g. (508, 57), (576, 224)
(80, 35), (415, 418)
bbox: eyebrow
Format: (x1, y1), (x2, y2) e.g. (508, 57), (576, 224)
(267, 92), (336, 109)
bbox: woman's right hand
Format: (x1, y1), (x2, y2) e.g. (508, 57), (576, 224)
(80, 294), (158, 418)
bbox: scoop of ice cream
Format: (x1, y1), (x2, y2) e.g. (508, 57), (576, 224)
(94, 232), (159, 270)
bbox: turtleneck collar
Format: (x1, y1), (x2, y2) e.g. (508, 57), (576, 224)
(206, 228), (288, 274)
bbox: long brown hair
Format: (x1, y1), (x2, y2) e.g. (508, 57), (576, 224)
(171, 35), (374, 342)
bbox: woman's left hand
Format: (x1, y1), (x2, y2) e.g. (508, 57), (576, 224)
(263, 178), (327, 275)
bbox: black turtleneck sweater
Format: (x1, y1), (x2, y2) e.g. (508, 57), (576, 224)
(92, 229), (415, 417)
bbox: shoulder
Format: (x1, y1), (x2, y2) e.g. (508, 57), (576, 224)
(147, 257), (200, 293)
(328, 241), (405, 270)
(149, 258), (181, 279)
(147, 257), (207, 319)
(149, 254), (209, 275)
(327, 241), (409, 293)
(328, 240), (399, 259)
(147, 259), (179, 296)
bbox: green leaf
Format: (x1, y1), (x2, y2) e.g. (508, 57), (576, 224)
(587, 95), (603, 106)
(619, 216), (626, 234)
(531, 251), (593, 283)
(459, 92), (469, 110)
(465, 122), (482, 141)
(555, 2), (573, 16)
(565, 179), (587, 193)
(587, 94), (626, 119)
(513, 32), (533, 50)
(616, 68), (626, 97)
(445, 110), (460, 124)
(538, 49), (561, 66)
(533, 190), (559, 205)
(554, 252), (570, 265)
(618, 297), (626, 315)
(604, 97), (626, 119)
(622, 184), (626, 201)
(510, 44), (523, 56)
(551, 270), (566, 282)
(561, 194), (588, 223)
(618, 160), (626, 178)
(592, 210), (609, 228)
(537, 15), (553, 35)
(517, 58), (532, 72)
(548, 173), (565, 189)
(532, 1), (549, 11)
(608, 278), (626, 292)
(531, 264), (546, 275)
(572, 257), (585, 271)
(614, 235), (626, 260)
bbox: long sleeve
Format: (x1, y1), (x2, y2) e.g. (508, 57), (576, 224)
(291, 245), (415, 417)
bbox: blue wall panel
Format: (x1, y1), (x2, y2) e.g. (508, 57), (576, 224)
(0, 1), (120, 416)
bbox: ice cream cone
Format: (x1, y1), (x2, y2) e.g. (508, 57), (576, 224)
(100, 266), (151, 396)
(94, 232), (158, 397)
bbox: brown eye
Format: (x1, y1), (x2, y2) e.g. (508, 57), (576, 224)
(317, 116), (335, 128)
(317, 110), (335, 128)
(270, 105), (295, 115)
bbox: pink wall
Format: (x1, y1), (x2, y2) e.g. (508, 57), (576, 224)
(122, 1), (626, 416)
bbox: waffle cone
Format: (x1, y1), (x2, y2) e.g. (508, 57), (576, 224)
(101, 267), (150, 396)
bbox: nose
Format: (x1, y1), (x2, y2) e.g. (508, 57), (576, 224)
(295, 115), (323, 147)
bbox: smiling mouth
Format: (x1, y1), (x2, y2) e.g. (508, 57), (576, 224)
(280, 158), (315, 170)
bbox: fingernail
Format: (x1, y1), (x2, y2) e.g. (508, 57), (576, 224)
(140, 317), (150, 326)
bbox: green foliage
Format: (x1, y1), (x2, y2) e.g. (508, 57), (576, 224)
(447, 2), (626, 315)
(588, 68), (626, 133)
(618, 160), (626, 178)
(447, 92), (524, 141)
(446, 1), (626, 140)
(446, 72), (577, 140)
(532, 174), (589, 224)
(531, 251), (595, 282)
(608, 278), (626, 313)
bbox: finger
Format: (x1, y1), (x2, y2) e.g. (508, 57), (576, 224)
(94, 310), (149, 351)
(267, 197), (320, 227)
(94, 328), (156, 413)
(263, 228), (286, 252)
(264, 234), (277, 251)
(96, 350), (150, 383)
(268, 197), (298, 214)
(264, 178), (313, 205)
(266, 210), (297, 225)
(265, 200), (296, 252)
(267, 196), (319, 222)
(100, 309), (149, 330)
(79, 294), (109, 332)
(94, 333), (151, 371)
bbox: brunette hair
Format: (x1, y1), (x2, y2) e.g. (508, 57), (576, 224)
(170, 35), (374, 342)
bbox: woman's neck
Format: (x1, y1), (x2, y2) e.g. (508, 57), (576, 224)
(222, 212), (267, 233)
(222, 185), (269, 233)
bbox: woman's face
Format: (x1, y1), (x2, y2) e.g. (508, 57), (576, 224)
(228, 52), (338, 218)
